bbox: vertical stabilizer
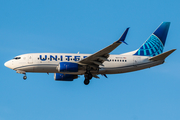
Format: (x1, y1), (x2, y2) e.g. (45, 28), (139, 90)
(134, 22), (170, 56)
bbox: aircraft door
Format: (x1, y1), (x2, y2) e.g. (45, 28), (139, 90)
(133, 57), (141, 65)
(28, 55), (33, 64)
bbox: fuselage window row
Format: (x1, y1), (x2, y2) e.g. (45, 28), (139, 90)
(37, 58), (127, 62)
(108, 59), (127, 62)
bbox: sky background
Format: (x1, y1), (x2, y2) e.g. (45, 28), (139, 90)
(0, 0), (180, 120)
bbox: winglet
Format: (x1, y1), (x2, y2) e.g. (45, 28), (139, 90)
(116, 27), (130, 44)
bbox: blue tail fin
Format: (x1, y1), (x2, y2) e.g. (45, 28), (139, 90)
(134, 22), (170, 56)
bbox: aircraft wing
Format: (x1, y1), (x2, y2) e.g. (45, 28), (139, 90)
(78, 28), (129, 68)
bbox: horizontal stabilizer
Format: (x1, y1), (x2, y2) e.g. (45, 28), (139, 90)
(149, 49), (176, 61)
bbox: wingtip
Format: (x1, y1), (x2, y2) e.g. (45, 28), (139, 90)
(116, 27), (130, 43)
(121, 41), (128, 45)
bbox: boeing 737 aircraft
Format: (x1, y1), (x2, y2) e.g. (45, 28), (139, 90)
(4, 22), (176, 85)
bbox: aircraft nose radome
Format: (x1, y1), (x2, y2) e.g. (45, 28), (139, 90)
(4, 61), (8, 67)
(4, 61), (12, 69)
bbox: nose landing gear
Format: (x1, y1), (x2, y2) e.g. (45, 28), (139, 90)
(23, 73), (27, 80)
(16, 70), (27, 80)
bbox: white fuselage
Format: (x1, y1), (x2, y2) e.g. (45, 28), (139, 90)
(4, 22), (174, 85)
(4, 53), (164, 75)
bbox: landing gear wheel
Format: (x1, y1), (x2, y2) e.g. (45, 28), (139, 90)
(84, 67), (93, 85)
(23, 76), (27, 80)
(84, 79), (90, 85)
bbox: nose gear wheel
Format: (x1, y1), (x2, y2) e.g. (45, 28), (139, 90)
(23, 73), (27, 80)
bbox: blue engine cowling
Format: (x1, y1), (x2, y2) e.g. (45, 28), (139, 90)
(54, 73), (78, 81)
(57, 62), (79, 72)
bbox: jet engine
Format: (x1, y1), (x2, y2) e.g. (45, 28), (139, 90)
(54, 73), (78, 81)
(57, 62), (79, 72)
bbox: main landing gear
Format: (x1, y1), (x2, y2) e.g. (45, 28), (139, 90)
(84, 71), (92, 85)
(23, 73), (27, 80)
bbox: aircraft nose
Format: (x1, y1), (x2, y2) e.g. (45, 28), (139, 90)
(4, 61), (8, 67)
(4, 60), (12, 69)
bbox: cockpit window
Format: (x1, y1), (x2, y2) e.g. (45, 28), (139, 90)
(13, 57), (21, 60)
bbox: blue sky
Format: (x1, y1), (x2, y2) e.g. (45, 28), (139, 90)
(1, 0), (180, 120)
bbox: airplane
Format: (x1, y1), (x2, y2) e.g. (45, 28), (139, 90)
(4, 22), (176, 85)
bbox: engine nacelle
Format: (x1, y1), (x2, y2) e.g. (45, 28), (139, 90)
(54, 73), (78, 81)
(57, 62), (79, 72)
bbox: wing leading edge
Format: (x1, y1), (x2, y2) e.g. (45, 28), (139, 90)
(78, 28), (130, 68)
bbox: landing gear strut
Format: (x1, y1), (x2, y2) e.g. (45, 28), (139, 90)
(23, 73), (27, 80)
(84, 70), (92, 85)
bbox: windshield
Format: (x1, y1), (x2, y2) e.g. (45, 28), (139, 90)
(13, 57), (21, 60)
